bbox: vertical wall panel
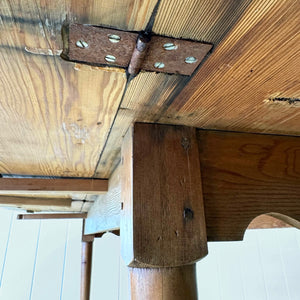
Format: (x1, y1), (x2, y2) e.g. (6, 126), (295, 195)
(30, 219), (69, 300)
(0, 209), (13, 287)
(257, 229), (290, 300)
(240, 230), (268, 300)
(90, 233), (120, 300)
(60, 219), (82, 300)
(0, 212), (40, 300)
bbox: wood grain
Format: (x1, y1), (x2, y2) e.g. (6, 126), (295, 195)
(0, 0), (126, 177)
(85, 165), (121, 235)
(161, 0), (300, 136)
(153, 0), (251, 43)
(95, 72), (186, 177)
(0, 178), (108, 193)
(70, 0), (157, 31)
(130, 264), (198, 300)
(94, 1), (254, 178)
(121, 123), (207, 268)
(198, 130), (300, 241)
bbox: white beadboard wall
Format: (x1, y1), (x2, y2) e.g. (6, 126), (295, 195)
(0, 207), (300, 300)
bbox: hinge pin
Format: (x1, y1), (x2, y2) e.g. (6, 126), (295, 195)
(128, 32), (151, 76)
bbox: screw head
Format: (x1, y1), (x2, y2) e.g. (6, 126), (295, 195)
(108, 34), (121, 43)
(76, 40), (89, 48)
(185, 56), (197, 64)
(154, 62), (165, 69)
(163, 43), (178, 51)
(105, 54), (116, 63)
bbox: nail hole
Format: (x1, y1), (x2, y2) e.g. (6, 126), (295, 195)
(76, 40), (89, 48)
(154, 62), (165, 69)
(185, 56), (197, 64)
(163, 43), (178, 51)
(183, 208), (194, 220)
(105, 54), (116, 63)
(108, 34), (121, 43)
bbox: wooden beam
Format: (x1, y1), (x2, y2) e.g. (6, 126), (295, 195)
(84, 166), (121, 235)
(0, 178), (108, 194)
(17, 212), (87, 220)
(198, 130), (300, 241)
(0, 196), (72, 208)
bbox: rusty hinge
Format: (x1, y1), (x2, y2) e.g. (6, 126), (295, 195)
(61, 24), (212, 76)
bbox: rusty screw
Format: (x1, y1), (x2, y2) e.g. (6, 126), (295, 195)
(154, 62), (165, 69)
(163, 43), (178, 51)
(108, 34), (121, 43)
(76, 40), (89, 48)
(185, 56), (197, 64)
(105, 54), (116, 63)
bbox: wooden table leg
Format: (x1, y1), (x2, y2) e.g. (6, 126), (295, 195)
(130, 264), (198, 300)
(80, 240), (93, 300)
(121, 124), (208, 299)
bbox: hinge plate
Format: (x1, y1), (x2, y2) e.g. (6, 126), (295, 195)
(62, 24), (213, 76)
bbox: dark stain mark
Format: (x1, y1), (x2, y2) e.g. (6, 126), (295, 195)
(97, 121), (102, 125)
(0, 15), (61, 26)
(269, 97), (300, 105)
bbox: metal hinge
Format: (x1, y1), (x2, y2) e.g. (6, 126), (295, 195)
(61, 24), (212, 76)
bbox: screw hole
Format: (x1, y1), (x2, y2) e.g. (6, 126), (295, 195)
(105, 55), (116, 63)
(108, 34), (121, 43)
(163, 43), (178, 51)
(154, 62), (165, 69)
(76, 40), (89, 48)
(185, 56), (197, 64)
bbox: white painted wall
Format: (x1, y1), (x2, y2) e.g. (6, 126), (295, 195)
(0, 208), (300, 300)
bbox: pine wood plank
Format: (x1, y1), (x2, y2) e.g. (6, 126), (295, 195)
(160, 0), (300, 136)
(0, 0), (127, 177)
(85, 164), (121, 234)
